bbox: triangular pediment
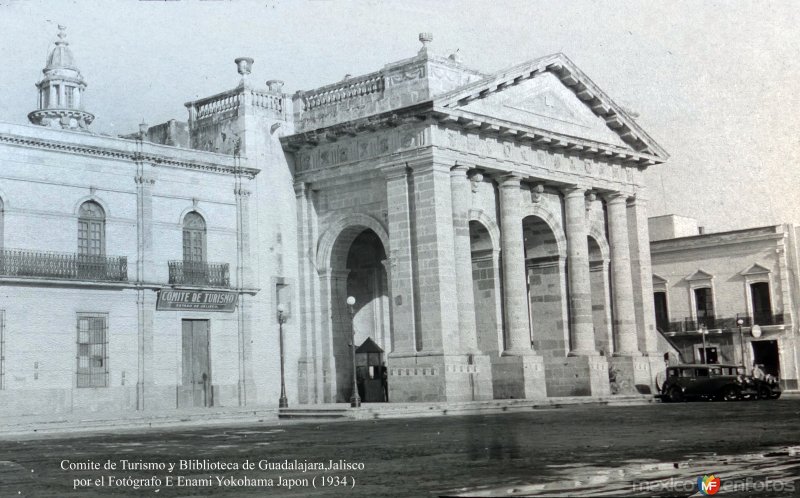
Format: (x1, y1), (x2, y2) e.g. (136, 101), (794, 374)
(652, 273), (668, 285)
(686, 269), (714, 282)
(435, 53), (668, 159)
(454, 72), (629, 148)
(741, 263), (771, 276)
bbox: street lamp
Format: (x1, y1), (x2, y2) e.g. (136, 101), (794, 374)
(699, 324), (708, 364)
(737, 318), (746, 374)
(347, 296), (361, 408)
(277, 303), (288, 408)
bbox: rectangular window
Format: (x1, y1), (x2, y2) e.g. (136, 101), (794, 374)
(76, 313), (108, 388)
(694, 287), (714, 325)
(65, 86), (75, 107)
(654, 291), (669, 332)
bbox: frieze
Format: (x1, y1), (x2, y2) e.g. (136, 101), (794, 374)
(437, 126), (637, 187)
(295, 126), (431, 172)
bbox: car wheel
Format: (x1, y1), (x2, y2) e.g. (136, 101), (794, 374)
(757, 385), (772, 400)
(722, 386), (741, 401)
(667, 386), (684, 403)
(771, 392), (782, 400)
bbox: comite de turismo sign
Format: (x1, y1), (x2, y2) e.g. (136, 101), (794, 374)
(157, 290), (238, 312)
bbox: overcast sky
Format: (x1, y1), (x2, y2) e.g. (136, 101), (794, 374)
(1, 0), (797, 231)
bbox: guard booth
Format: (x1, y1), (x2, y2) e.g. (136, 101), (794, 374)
(355, 337), (386, 402)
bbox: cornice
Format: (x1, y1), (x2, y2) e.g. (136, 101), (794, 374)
(650, 228), (784, 255)
(0, 127), (259, 179)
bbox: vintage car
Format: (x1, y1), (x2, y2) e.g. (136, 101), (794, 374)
(660, 364), (759, 402)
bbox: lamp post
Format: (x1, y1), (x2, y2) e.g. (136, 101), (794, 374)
(277, 303), (288, 408)
(347, 296), (361, 408)
(699, 324), (708, 364)
(737, 318), (746, 374)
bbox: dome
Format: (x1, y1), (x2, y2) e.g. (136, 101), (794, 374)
(46, 42), (76, 70)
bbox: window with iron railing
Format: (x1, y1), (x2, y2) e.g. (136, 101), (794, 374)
(76, 313), (108, 388)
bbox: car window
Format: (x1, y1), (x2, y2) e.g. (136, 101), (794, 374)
(680, 369), (694, 377)
(695, 368), (710, 377)
(710, 367), (722, 376)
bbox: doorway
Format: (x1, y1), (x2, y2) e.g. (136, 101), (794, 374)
(752, 340), (780, 378)
(180, 319), (211, 408)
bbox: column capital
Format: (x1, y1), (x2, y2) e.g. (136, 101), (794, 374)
(381, 163), (409, 181)
(603, 191), (629, 204)
(293, 181), (307, 197)
(497, 173), (523, 189)
(450, 164), (470, 176)
(561, 185), (588, 197)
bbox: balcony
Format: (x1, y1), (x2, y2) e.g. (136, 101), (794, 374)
(0, 248), (127, 282)
(660, 313), (788, 334)
(168, 260), (230, 288)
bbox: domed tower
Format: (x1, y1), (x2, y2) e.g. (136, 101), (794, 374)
(28, 25), (94, 130)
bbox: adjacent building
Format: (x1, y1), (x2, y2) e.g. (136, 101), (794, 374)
(1, 28), (672, 416)
(650, 215), (800, 390)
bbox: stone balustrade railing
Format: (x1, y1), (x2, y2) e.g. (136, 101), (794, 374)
(300, 73), (385, 111)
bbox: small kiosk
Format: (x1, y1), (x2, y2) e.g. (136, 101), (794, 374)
(355, 337), (386, 402)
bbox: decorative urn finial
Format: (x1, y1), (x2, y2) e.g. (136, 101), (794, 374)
(418, 32), (433, 55)
(235, 57), (254, 77)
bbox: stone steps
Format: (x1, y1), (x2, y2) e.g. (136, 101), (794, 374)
(277, 395), (656, 420)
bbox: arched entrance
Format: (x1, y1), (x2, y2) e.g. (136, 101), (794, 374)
(329, 228), (390, 402)
(588, 235), (612, 355)
(470, 220), (502, 353)
(522, 215), (567, 356)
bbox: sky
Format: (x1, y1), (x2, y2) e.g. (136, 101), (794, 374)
(0, 0), (798, 231)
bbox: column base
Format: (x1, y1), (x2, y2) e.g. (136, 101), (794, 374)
(544, 356), (610, 397)
(644, 353), (668, 395)
(387, 354), (493, 402)
(608, 356), (652, 394)
(491, 354), (547, 400)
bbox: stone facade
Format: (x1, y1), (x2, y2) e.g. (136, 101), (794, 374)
(650, 217), (800, 390)
(0, 30), (673, 415)
(284, 34), (669, 402)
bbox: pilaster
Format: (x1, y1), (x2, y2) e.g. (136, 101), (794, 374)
(408, 159), (459, 355)
(136, 289), (156, 410)
(450, 164), (478, 353)
(134, 160), (155, 283)
(382, 164), (417, 355)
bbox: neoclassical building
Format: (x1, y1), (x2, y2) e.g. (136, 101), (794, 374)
(0, 29), (670, 416)
(283, 34), (668, 402)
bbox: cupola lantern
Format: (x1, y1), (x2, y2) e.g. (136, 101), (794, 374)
(28, 25), (95, 130)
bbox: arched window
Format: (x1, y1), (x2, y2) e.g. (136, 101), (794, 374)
(182, 211), (206, 262)
(78, 201), (105, 256)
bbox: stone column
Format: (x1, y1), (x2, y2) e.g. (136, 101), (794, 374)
(382, 164), (417, 355)
(450, 165), (478, 353)
(498, 174), (533, 354)
(563, 186), (596, 355)
(627, 190), (658, 354)
(606, 192), (640, 356)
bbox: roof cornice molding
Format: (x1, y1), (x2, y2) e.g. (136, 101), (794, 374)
(0, 129), (258, 179)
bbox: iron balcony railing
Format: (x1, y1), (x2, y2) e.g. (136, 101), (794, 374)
(0, 248), (127, 282)
(168, 260), (230, 288)
(661, 313), (788, 334)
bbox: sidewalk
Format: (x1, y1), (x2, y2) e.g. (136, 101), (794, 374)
(0, 393), (668, 438)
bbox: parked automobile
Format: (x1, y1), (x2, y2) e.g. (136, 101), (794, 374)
(750, 376), (782, 400)
(660, 364), (758, 402)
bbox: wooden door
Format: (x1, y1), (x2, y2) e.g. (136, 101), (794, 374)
(181, 320), (211, 407)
